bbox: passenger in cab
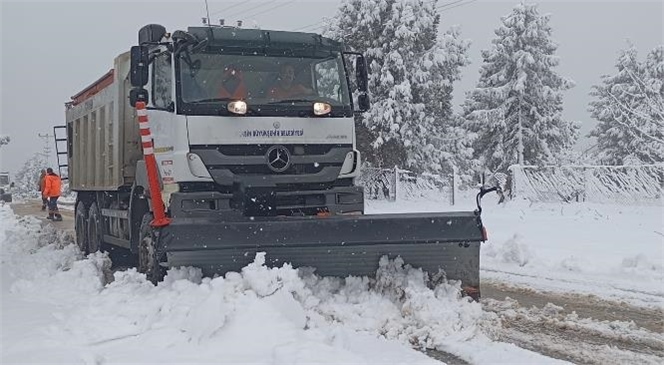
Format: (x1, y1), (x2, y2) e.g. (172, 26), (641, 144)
(269, 63), (314, 99)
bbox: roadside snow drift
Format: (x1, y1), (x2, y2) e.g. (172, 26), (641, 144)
(0, 204), (564, 364)
(368, 196), (664, 309)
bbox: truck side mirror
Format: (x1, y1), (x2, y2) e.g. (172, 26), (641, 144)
(355, 55), (368, 92)
(139, 24), (167, 45)
(130, 46), (149, 87)
(129, 88), (148, 107)
(357, 93), (370, 112)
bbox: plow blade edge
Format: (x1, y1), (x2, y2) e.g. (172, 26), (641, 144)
(159, 212), (483, 290)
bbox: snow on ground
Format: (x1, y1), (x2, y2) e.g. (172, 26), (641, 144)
(367, 194), (664, 309)
(0, 204), (565, 364)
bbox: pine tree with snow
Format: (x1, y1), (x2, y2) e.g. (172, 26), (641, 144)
(0, 135), (9, 148)
(643, 46), (664, 161)
(12, 153), (48, 198)
(463, 2), (578, 173)
(325, 0), (470, 173)
(589, 44), (664, 164)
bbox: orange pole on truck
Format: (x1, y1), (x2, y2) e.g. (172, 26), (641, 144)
(135, 101), (171, 227)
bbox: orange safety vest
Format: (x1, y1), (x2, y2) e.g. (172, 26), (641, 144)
(219, 70), (247, 99)
(43, 173), (62, 198)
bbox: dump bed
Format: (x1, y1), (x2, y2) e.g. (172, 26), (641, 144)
(65, 52), (142, 191)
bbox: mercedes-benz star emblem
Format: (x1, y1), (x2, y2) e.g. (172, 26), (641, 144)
(266, 145), (291, 173)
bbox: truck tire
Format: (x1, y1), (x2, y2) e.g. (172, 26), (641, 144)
(75, 201), (89, 254)
(138, 213), (165, 284)
(87, 202), (104, 253)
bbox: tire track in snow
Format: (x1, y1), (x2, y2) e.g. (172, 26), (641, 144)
(482, 268), (664, 309)
(483, 282), (664, 332)
(482, 283), (664, 365)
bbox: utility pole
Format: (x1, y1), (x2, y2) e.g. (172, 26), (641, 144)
(37, 133), (54, 158)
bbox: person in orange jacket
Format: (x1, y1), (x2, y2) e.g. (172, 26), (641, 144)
(43, 168), (62, 221)
(218, 65), (248, 100)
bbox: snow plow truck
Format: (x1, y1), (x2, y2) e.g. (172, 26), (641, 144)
(59, 24), (495, 298)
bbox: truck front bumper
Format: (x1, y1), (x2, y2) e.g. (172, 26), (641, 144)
(170, 186), (364, 217)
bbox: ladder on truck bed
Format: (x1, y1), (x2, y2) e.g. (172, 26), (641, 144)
(53, 125), (69, 181)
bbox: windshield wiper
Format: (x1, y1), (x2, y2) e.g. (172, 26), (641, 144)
(189, 97), (234, 104)
(268, 99), (315, 104)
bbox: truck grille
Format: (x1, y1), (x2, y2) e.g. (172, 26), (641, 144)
(211, 163), (327, 175)
(190, 144), (353, 187)
(216, 144), (339, 156)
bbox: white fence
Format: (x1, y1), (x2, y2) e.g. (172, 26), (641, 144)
(357, 166), (458, 205)
(509, 164), (664, 204)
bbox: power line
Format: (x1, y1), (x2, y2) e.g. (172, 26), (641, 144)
(400, 0), (476, 22)
(438, 0), (477, 12)
(292, 20), (325, 32)
(37, 133), (53, 158)
(437, 0), (468, 11)
(224, 0), (277, 21)
(209, 0), (255, 18)
(245, 0), (297, 19)
(290, 0), (477, 34)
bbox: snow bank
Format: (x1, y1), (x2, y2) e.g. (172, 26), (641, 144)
(1, 204), (562, 364)
(368, 195), (664, 309)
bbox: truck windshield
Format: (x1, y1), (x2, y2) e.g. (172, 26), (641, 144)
(0, 175), (9, 186)
(177, 51), (353, 117)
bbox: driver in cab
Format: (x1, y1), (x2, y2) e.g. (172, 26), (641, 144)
(219, 64), (248, 100)
(269, 63), (315, 99)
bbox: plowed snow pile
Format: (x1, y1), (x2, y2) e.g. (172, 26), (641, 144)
(1, 205), (562, 364)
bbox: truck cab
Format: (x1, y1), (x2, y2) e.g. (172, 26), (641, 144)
(133, 25), (370, 218)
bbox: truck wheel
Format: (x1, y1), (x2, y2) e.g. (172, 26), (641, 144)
(75, 201), (89, 254)
(138, 214), (165, 284)
(87, 202), (104, 253)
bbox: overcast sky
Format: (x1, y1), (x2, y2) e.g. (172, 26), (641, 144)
(1, 0), (662, 174)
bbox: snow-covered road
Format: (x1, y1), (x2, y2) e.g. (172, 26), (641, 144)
(1, 196), (662, 364)
(369, 196), (664, 364)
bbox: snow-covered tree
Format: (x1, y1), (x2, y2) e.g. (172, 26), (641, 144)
(12, 153), (48, 198)
(589, 44), (664, 164)
(325, 0), (470, 173)
(0, 135), (9, 148)
(463, 2), (578, 173)
(643, 47), (664, 161)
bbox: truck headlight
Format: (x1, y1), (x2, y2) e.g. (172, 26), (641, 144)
(313, 102), (331, 116)
(227, 100), (247, 115)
